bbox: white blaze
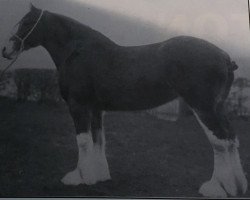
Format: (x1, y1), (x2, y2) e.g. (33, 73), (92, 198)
(2, 38), (19, 59)
(4, 39), (14, 52)
(3, 23), (19, 56)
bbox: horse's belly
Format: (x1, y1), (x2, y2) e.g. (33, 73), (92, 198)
(99, 85), (178, 111)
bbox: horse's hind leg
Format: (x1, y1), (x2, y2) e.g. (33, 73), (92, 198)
(61, 99), (110, 185)
(192, 103), (247, 197)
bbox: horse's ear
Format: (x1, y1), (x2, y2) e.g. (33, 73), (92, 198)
(30, 3), (38, 11)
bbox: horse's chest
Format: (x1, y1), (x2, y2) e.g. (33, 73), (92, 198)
(58, 68), (93, 102)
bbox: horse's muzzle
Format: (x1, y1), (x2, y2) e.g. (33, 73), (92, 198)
(2, 47), (12, 60)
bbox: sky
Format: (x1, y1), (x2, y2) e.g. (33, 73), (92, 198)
(0, 0), (249, 77)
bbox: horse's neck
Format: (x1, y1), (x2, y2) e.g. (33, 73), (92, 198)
(41, 14), (79, 68)
(41, 12), (116, 69)
(43, 40), (77, 68)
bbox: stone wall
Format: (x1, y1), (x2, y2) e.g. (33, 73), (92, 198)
(0, 69), (62, 103)
(0, 71), (17, 99)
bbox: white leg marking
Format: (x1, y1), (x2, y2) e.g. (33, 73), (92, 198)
(193, 111), (247, 197)
(61, 132), (111, 185)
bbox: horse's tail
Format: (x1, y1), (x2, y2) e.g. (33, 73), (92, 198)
(220, 59), (238, 103)
(218, 60), (238, 102)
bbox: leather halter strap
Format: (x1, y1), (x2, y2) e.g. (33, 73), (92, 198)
(13, 10), (44, 52)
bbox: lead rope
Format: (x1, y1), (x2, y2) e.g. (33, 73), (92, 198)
(0, 51), (21, 81)
(0, 10), (44, 81)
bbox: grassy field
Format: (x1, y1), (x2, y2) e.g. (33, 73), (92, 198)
(0, 97), (250, 197)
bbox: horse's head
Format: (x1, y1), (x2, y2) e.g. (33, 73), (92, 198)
(2, 4), (44, 60)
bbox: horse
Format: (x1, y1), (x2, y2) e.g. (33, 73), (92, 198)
(2, 4), (248, 197)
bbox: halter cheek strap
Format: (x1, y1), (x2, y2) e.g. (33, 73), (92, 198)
(14, 10), (44, 52)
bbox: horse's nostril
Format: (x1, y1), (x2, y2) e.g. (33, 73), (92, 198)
(2, 47), (7, 58)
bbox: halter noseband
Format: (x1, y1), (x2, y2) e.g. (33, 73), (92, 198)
(14, 10), (44, 52)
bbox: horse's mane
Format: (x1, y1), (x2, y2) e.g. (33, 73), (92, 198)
(49, 11), (116, 46)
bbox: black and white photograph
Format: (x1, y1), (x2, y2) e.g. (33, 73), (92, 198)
(0, 0), (250, 198)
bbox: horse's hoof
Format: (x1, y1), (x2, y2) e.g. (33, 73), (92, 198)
(61, 169), (83, 185)
(61, 169), (99, 185)
(199, 180), (227, 198)
(61, 167), (111, 186)
(237, 173), (248, 195)
(199, 171), (248, 197)
(233, 166), (248, 195)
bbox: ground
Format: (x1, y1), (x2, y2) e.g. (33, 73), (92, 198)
(0, 97), (249, 197)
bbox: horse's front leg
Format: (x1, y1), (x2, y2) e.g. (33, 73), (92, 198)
(61, 100), (111, 185)
(90, 109), (111, 183)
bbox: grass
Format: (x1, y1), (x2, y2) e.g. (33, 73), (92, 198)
(0, 97), (249, 197)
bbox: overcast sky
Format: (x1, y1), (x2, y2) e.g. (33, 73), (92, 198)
(0, 0), (249, 76)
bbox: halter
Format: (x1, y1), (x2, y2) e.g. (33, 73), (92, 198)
(14, 9), (44, 52)
(0, 10), (44, 80)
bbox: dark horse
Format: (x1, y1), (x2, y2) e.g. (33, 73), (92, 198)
(2, 4), (248, 197)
